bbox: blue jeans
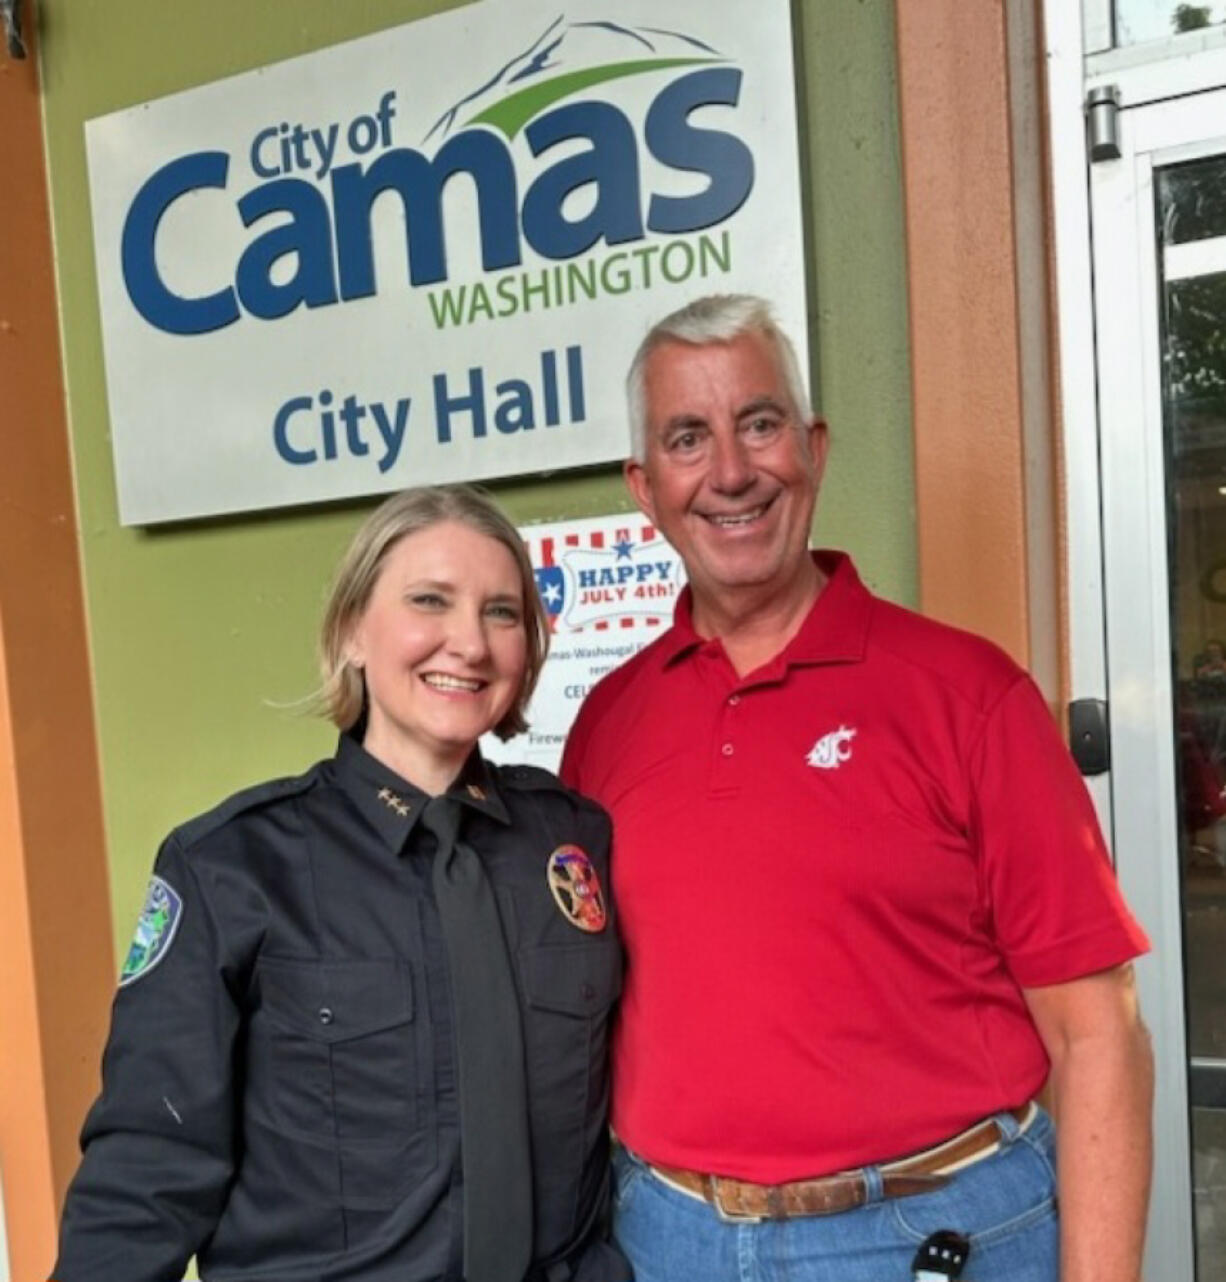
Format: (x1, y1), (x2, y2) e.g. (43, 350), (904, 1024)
(611, 1109), (1059, 1281)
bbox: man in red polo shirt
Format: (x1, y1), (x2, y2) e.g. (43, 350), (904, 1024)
(560, 294), (1152, 1282)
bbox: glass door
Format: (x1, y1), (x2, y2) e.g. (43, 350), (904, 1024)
(1091, 89), (1226, 1279)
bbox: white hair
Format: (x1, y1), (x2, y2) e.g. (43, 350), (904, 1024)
(625, 294), (814, 461)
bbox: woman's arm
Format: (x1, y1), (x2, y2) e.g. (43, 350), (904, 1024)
(52, 835), (244, 1282)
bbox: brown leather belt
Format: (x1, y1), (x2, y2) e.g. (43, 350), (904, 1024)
(643, 1103), (1036, 1222)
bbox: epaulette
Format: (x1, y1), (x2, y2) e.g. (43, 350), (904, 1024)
(496, 763), (607, 818)
(172, 770), (319, 851)
(497, 763), (568, 792)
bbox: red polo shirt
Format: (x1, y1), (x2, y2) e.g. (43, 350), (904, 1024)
(561, 552), (1147, 1183)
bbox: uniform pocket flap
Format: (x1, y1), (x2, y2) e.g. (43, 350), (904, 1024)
(259, 957), (414, 1043)
(522, 943), (622, 1017)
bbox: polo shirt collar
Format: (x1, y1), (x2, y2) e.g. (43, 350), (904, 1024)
(659, 550), (872, 671)
(333, 732), (511, 854)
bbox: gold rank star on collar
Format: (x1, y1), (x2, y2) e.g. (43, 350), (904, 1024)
(377, 786), (411, 817)
(466, 784), (486, 801)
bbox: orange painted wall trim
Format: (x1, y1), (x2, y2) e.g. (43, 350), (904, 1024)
(0, 628), (57, 1282)
(894, 0), (1034, 667)
(0, 6), (115, 1277)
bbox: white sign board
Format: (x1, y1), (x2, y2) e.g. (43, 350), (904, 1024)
(85, 0), (806, 524)
(483, 512), (686, 771)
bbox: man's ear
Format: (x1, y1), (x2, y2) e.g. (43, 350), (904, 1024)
(623, 457), (657, 523)
(807, 417), (830, 484)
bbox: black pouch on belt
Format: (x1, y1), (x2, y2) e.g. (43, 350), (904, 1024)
(911, 1229), (971, 1279)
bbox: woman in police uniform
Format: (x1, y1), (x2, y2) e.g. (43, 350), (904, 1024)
(52, 486), (627, 1282)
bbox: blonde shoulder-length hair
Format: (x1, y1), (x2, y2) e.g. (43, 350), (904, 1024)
(318, 485), (549, 741)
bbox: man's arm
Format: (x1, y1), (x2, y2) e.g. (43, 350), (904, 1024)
(1023, 962), (1153, 1282)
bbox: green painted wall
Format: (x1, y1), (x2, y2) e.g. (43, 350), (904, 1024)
(40, 0), (914, 951)
(795, 2), (916, 595)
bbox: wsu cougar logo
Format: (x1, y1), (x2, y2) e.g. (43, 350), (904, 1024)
(806, 725), (857, 769)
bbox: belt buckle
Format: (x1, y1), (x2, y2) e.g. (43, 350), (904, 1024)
(709, 1176), (765, 1223)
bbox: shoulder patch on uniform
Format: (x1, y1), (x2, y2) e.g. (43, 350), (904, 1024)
(173, 770), (318, 850)
(119, 875), (183, 987)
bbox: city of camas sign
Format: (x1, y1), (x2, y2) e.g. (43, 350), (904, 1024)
(86, 2), (806, 523)
(122, 71), (749, 335)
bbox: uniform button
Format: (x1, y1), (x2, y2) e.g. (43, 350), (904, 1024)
(318, 1007), (334, 1025)
(728, 695), (740, 706)
(580, 982), (596, 1002)
(721, 743), (734, 756)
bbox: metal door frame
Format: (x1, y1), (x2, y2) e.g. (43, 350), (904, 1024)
(1088, 92), (1226, 1279)
(1049, 7), (1226, 1278)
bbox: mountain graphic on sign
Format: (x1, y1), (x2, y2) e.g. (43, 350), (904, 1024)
(424, 15), (722, 143)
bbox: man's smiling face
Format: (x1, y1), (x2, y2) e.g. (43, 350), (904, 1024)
(625, 330), (827, 619)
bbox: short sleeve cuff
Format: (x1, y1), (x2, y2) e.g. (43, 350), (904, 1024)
(1006, 918), (1151, 989)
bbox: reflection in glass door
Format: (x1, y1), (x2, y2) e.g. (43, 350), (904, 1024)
(1159, 151), (1226, 1278)
(1113, 1), (1226, 46)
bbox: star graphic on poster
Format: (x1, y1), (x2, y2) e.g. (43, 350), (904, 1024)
(542, 581), (563, 606)
(614, 539), (634, 559)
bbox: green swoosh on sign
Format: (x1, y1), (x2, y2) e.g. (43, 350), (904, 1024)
(467, 58), (720, 139)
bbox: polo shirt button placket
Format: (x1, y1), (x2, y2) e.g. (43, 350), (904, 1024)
(711, 687), (742, 790)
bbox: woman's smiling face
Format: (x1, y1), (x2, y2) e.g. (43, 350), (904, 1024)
(347, 519), (528, 787)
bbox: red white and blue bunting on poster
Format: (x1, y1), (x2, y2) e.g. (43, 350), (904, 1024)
(482, 513), (687, 771)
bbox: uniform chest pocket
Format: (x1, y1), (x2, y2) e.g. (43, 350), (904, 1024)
(256, 957), (419, 1140)
(520, 940), (620, 1107)
(519, 940), (622, 1239)
(522, 943), (622, 1018)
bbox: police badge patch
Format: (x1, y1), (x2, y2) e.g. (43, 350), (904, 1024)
(546, 846), (607, 933)
(119, 875), (184, 986)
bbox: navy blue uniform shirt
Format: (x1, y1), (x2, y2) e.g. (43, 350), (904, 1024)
(53, 735), (626, 1282)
